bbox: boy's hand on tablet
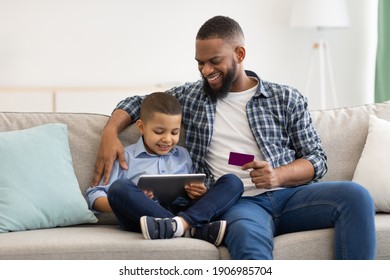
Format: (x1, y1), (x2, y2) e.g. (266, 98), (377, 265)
(185, 183), (207, 200)
(143, 189), (154, 199)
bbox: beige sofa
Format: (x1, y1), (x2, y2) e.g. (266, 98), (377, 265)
(1, 101), (390, 260)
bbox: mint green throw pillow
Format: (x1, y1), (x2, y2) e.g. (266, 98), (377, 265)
(0, 123), (97, 233)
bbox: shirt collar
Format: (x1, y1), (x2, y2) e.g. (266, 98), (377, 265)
(134, 136), (179, 157)
(245, 70), (270, 98)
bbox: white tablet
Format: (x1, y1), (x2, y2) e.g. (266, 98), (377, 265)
(137, 174), (206, 205)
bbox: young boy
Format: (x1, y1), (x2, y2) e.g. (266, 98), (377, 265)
(85, 92), (243, 245)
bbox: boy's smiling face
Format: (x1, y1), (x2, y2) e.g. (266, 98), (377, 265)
(136, 112), (182, 155)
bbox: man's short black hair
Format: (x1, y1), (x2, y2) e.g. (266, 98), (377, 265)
(196, 15), (244, 43)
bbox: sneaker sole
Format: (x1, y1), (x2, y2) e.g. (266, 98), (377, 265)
(214, 220), (227, 246)
(140, 216), (152, 240)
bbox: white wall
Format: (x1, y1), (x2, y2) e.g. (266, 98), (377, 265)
(0, 0), (378, 111)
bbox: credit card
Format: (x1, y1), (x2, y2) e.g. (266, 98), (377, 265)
(228, 152), (255, 166)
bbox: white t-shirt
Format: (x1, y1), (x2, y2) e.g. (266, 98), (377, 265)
(204, 84), (276, 196)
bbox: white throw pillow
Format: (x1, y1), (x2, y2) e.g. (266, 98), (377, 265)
(0, 123), (97, 233)
(352, 115), (390, 212)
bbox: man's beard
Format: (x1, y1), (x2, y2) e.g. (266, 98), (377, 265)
(202, 63), (237, 101)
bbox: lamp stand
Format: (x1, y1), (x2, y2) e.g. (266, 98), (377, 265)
(305, 38), (338, 110)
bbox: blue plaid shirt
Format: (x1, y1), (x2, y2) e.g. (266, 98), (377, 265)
(116, 71), (327, 188)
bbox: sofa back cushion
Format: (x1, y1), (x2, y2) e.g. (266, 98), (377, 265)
(310, 101), (390, 181)
(0, 112), (110, 195)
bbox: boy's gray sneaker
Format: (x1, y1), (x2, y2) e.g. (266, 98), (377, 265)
(190, 220), (226, 246)
(140, 216), (175, 240)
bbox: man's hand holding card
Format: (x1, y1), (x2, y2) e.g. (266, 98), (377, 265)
(228, 151), (277, 190)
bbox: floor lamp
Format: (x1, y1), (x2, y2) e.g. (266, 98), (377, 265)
(290, 0), (350, 110)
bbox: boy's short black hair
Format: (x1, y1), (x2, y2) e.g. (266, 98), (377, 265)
(140, 92), (182, 122)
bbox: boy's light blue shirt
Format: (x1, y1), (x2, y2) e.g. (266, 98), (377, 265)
(85, 136), (193, 210)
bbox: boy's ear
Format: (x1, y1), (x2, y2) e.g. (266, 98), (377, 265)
(136, 119), (144, 134)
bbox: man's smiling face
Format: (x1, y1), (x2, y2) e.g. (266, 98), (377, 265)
(195, 38), (238, 100)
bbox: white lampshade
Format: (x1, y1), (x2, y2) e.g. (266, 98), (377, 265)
(291, 0), (350, 29)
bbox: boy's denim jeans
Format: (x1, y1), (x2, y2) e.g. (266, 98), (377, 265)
(107, 173), (244, 232)
(220, 181), (376, 260)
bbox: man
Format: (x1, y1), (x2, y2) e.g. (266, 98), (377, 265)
(92, 16), (376, 259)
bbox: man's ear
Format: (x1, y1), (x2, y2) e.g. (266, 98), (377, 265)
(235, 46), (246, 63)
(136, 119), (144, 134)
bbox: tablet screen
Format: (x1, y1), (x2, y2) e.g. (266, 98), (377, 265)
(137, 174), (206, 205)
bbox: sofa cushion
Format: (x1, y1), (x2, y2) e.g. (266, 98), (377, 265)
(310, 101), (390, 182)
(0, 123), (97, 233)
(353, 115), (390, 212)
(0, 225), (220, 260)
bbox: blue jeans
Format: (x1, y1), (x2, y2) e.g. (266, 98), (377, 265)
(107, 173), (243, 232)
(220, 181), (376, 260)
